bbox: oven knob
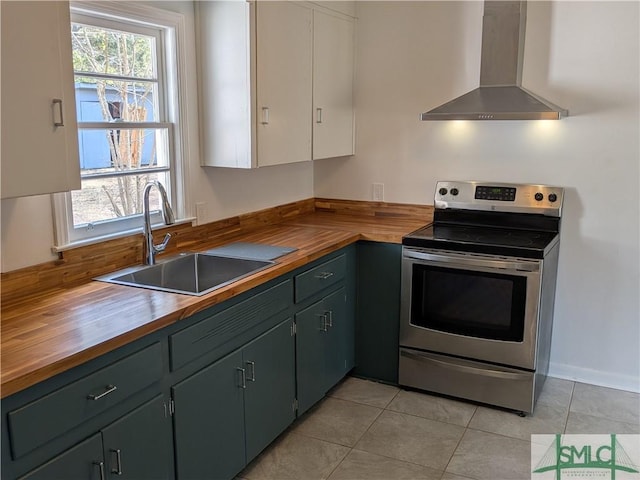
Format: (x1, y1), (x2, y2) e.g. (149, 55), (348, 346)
(548, 193), (558, 203)
(534, 192), (544, 201)
(450, 188), (459, 196)
(439, 188), (448, 196)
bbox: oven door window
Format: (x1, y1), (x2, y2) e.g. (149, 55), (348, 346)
(410, 265), (527, 341)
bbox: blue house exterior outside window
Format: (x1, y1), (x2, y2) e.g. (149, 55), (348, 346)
(75, 83), (156, 169)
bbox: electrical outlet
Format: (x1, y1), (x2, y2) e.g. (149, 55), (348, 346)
(373, 183), (384, 202)
(195, 202), (207, 226)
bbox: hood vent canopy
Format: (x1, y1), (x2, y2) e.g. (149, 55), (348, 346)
(422, 1), (567, 121)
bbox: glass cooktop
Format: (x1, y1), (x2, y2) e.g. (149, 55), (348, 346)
(403, 223), (559, 259)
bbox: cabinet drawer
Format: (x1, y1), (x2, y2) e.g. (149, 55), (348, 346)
(170, 280), (292, 371)
(295, 254), (345, 303)
(8, 343), (163, 460)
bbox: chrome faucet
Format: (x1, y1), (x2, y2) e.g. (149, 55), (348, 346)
(143, 181), (175, 265)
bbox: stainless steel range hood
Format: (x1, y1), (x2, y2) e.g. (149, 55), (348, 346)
(421, 1), (568, 121)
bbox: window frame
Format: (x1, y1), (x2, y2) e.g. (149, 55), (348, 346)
(53, 1), (191, 250)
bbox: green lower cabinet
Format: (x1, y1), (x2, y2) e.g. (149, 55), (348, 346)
(296, 287), (354, 415)
(172, 350), (245, 480)
(172, 317), (295, 480)
(101, 395), (173, 479)
(243, 319), (296, 461)
(20, 395), (172, 480)
(323, 287), (353, 389)
(296, 300), (326, 414)
(354, 242), (402, 384)
(19, 434), (103, 480)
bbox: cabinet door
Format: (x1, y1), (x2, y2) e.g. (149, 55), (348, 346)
(323, 287), (353, 388)
(1, 1), (80, 199)
(172, 350), (245, 480)
(256, 1), (312, 166)
(243, 318), (295, 462)
(101, 395), (173, 480)
(195, 1), (254, 168)
(19, 433), (103, 480)
(312, 10), (355, 160)
(295, 299), (328, 415)
(354, 242), (402, 383)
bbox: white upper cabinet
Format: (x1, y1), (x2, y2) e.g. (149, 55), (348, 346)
(256, 2), (313, 167)
(197, 1), (355, 169)
(197, 1), (311, 168)
(1, 1), (80, 199)
(312, 9), (355, 160)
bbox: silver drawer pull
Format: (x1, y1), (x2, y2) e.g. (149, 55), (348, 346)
(246, 361), (256, 382)
(237, 367), (247, 389)
(325, 310), (333, 328)
(110, 449), (123, 475)
(317, 313), (328, 332)
(314, 271), (334, 280)
(93, 461), (106, 480)
(87, 384), (117, 400)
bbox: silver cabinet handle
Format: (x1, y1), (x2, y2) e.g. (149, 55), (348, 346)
(325, 310), (333, 328)
(317, 313), (328, 332)
(87, 384), (117, 400)
(261, 107), (270, 125)
(93, 461), (106, 480)
(314, 271), (334, 280)
(237, 367), (246, 389)
(110, 449), (123, 475)
(52, 98), (64, 127)
(316, 107), (323, 124)
(246, 361), (256, 382)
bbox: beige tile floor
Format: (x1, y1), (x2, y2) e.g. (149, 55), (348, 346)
(239, 376), (639, 480)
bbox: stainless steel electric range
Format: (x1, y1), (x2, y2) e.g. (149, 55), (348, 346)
(399, 181), (564, 414)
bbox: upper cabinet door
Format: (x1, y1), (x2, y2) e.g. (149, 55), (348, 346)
(256, 2), (313, 167)
(312, 10), (355, 160)
(1, 1), (80, 199)
(195, 1), (255, 169)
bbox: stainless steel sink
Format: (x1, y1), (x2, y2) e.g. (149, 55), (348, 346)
(96, 253), (274, 296)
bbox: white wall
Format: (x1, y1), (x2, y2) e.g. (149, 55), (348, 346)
(315, 1), (640, 391)
(0, 1), (314, 272)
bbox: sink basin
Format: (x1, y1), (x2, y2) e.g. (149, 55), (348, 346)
(96, 253), (274, 296)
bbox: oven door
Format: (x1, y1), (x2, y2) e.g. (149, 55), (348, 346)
(400, 247), (542, 370)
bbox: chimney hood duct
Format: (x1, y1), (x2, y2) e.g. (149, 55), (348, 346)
(421, 1), (568, 121)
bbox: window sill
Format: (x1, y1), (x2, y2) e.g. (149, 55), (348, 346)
(52, 217), (195, 253)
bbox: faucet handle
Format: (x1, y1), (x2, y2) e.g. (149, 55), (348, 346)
(154, 233), (172, 253)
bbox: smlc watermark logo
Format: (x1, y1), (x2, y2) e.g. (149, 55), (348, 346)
(531, 434), (640, 479)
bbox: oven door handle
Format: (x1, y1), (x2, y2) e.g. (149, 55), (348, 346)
(400, 350), (531, 381)
(403, 250), (539, 272)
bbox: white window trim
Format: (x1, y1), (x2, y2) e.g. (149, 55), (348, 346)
(53, 1), (193, 251)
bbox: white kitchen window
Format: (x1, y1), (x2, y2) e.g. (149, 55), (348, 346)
(53, 2), (190, 249)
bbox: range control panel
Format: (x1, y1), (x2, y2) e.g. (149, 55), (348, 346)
(474, 186), (517, 202)
(434, 181), (564, 217)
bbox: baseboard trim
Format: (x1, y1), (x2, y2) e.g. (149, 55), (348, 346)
(549, 362), (640, 393)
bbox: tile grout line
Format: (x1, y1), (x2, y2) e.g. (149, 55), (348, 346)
(563, 381), (577, 434)
(440, 422), (471, 479)
(322, 389), (402, 480)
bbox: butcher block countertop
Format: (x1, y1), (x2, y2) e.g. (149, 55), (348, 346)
(1, 201), (432, 399)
